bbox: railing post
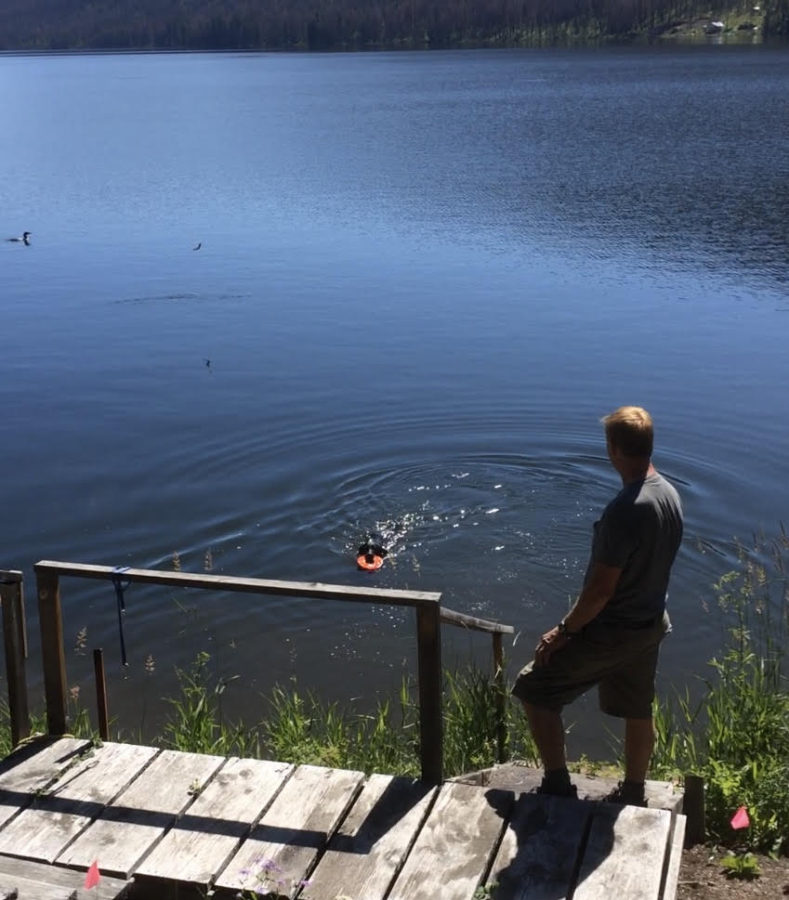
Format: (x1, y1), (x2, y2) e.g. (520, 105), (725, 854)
(492, 631), (508, 764)
(36, 567), (68, 735)
(0, 571), (30, 746)
(416, 600), (443, 783)
(683, 773), (706, 847)
(93, 649), (110, 741)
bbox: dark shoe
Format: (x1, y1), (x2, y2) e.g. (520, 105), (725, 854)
(537, 778), (578, 799)
(602, 781), (647, 807)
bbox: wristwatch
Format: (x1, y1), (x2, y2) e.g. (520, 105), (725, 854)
(557, 620), (577, 637)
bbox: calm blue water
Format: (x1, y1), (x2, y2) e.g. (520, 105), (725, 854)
(1, 46), (788, 751)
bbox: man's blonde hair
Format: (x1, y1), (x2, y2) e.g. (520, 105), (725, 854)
(602, 406), (654, 458)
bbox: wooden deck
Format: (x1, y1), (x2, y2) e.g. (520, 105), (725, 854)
(0, 737), (686, 900)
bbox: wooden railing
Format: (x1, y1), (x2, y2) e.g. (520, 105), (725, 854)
(27, 560), (513, 783)
(0, 571), (29, 748)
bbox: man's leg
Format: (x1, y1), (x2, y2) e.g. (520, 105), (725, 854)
(598, 621), (666, 804)
(522, 701), (567, 770)
(598, 716), (654, 806)
(512, 630), (618, 798)
(624, 716), (654, 783)
(522, 701), (575, 796)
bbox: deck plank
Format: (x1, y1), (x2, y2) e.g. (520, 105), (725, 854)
(0, 739), (687, 899)
(214, 764), (364, 896)
(0, 854), (131, 900)
(661, 814), (687, 900)
(488, 793), (591, 900)
(387, 782), (513, 900)
(0, 742), (157, 863)
(57, 748), (225, 876)
(135, 758), (294, 885)
(306, 774), (437, 900)
(574, 804), (672, 900)
(0, 738), (90, 829)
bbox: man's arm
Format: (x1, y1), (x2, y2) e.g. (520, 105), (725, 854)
(534, 562), (622, 666)
(562, 562), (622, 633)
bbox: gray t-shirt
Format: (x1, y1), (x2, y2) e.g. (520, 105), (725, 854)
(585, 472), (683, 626)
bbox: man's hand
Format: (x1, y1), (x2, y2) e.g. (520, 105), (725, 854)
(534, 626), (569, 667)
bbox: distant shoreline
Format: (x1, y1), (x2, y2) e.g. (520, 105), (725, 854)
(0, 35), (785, 57)
(1, 3), (786, 56)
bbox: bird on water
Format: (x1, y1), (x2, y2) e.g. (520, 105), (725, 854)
(6, 232), (31, 245)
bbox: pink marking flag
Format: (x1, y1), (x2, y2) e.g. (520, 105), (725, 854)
(730, 806), (750, 830)
(84, 859), (101, 889)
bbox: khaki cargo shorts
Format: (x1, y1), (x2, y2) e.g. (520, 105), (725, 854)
(511, 612), (671, 719)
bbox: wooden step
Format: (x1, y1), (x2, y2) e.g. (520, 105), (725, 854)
(451, 762), (684, 814)
(0, 855), (131, 900)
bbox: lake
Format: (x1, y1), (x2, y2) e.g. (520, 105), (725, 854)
(1, 45), (787, 755)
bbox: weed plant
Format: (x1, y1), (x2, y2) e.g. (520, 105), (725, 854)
(719, 850), (761, 879)
(161, 651), (261, 758)
(236, 856), (310, 898)
(262, 663), (537, 777)
(0, 687), (96, 757)
(158, 651), (537, 778)
(652, 532), (789, 854)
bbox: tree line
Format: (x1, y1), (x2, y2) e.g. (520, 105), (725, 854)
(0, 0), (787, 51)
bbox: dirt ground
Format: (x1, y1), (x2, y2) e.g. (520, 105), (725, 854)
(677, 845), (789, 899)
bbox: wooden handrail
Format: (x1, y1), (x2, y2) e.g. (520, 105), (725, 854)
(34, 561), (441, 608)
(33, 560), (514, 781)
(441, 606), (514, 635)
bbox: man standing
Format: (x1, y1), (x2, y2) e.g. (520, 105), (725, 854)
(512, 406), (683, 806)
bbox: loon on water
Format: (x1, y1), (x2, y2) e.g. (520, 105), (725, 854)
(6, 232), (31, 245)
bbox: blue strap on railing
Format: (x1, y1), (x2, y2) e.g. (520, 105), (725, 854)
(111, 566), (130, 666)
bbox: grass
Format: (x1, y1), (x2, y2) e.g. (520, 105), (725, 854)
(161, 650), (262, 758)
(0, 687), (96, 758)
(161, 654), (537, 779)
(651, 531), (789, 855)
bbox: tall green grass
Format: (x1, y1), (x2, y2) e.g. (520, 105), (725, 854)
(652, 533), (789, 854)
(0, 687), (96, 757)
(162, 657), (537, 778)
(161, 650), (262, 758)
